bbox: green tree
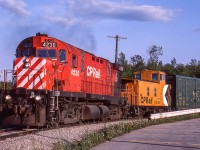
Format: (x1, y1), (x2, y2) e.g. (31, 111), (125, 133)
(118, 52), (132, 77)
(162, 57), (177, 75)
(175, 63), (190, 76)
(0, 81), (12, 89)
(186, 59), (198, 77)
(118, 52), (127, 67)
(162, 63), (173, 75)
(122, 64), (133, 78)
(146, 45), (163, 70)
(171, 57), (177, 68)
(130, 55), (146, 72)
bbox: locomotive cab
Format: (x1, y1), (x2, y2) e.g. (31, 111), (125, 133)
(14, 33), (68, 91)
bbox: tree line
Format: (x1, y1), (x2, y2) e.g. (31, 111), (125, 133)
(118, 45), (200, 78)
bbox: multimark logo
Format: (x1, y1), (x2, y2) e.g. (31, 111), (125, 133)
(87, 66), (100, 79)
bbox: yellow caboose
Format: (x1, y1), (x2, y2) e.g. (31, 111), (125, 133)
(122, 70), (171, 116)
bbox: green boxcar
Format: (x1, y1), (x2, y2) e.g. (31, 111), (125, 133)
(166, 75), (200, 110)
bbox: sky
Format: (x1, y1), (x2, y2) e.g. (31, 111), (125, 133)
(0, 0), (200, 72)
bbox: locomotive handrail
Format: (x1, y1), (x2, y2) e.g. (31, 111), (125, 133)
(0, 69), (49, 90)
(0, 70), (13, 90)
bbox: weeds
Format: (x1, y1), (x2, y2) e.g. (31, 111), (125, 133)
(53, 113), (200, 150)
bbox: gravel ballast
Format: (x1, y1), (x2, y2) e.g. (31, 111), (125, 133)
(0, 120), (136, 150)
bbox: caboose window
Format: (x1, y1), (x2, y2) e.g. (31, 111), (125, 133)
(59, 49), (66, 62)
(72, 54), (78, 68)
(152, 74), (158, 81)
(154, 88), (157, 97)
(147, 87), (150, 96)
(38, 49), (56, 58)
(160, 74), (165, 81)
(135, 74), (141, 79)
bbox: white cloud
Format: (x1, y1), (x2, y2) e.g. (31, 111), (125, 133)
(0, 0), (31, 16)
(61, 0), (178, 22)
(46, 16), (76, 27)
(38, 0), (179, 52)
(42, 0), (179, 28)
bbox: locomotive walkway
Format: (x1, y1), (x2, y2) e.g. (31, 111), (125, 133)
(92, 118), (200, 150)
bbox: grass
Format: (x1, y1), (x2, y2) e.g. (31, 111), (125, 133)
(53, 113), (200, 150)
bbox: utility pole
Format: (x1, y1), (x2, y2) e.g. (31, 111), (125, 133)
(107, 35), (127, 64)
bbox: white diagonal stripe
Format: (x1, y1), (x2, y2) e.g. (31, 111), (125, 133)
(38, 80), (46, 90)
(17, 57), (39, 77)
(28, 71), (45, 89)
(17, 76), (29, 87)
(14, 57), (25, 73)
(17, 59), (46, 88)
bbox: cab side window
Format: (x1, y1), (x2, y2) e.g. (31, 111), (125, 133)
(59, 49), (66, 62)
(107, 63), (111, 76)
(72, 54), (78, 68)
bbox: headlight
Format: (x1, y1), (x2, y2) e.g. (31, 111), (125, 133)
(30, 91), (35, 98)
(24, 63), (30, 68)
(35, 95), (42, 101)
(25, 58), (30, 62)
(5, 95), (12, 102)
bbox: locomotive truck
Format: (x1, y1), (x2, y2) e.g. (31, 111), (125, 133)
(0, 33), (128, 127)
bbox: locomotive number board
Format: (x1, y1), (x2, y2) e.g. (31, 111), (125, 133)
(42, 39), (57, 47)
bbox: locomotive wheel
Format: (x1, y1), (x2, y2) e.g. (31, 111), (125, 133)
(109, 107), (123, 120)
(46, 122), (59, 128)
(60, 108), (80, 124)
(137, 109), (145, 118)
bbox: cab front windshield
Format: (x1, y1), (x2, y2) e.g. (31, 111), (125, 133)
(38, 49), (56, 58)
(16, 49), (56, 58)
(16, 49), (36, 58)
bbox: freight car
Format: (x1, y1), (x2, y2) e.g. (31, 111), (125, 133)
(166, 75), (200, 110)
(0, 33), (128, 127)
(122, 70), (171, 117)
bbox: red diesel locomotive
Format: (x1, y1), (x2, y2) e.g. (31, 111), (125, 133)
(0, 33), (127, 127)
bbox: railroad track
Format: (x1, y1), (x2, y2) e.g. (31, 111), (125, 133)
(0, 127), (39, 141)
(0, 118), (142, 141)
(0, 118), (149, 149)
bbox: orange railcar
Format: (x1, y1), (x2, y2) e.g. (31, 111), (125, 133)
(122, 70), (171, 116)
